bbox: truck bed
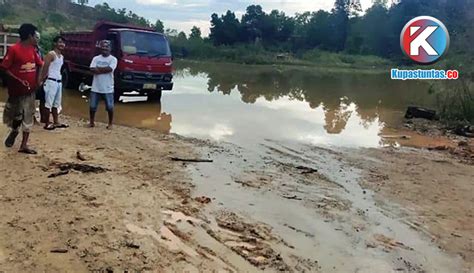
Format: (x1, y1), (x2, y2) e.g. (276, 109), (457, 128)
(61, 31), (96, 68)
(0, 32), (19, 60)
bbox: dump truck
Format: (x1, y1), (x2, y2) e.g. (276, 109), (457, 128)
(61, 21), (173, 101)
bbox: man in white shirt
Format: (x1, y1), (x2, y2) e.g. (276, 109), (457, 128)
(89, 40), (117, 129)
(40, 35), (67, 130)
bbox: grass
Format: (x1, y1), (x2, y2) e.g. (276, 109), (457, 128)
(301, 49), (392, 69)
(173, 42), (393, 71)
(175, 58), (389, 76)
(435, 79), (474, 124)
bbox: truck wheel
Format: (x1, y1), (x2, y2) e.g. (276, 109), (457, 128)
(147, 90), (162, 102)
(1, 73), (7, 87)
(61, 68), (81, 90)
(114, 90), (123, 102)
(61, 68), (72, 89)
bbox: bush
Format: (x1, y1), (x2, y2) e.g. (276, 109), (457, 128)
(0, 3), (14, 18)
(435, 79), (474, 124)
(47, 12), (68, 25)
(301, 48), (390, 68)
(170, 39), (393, 67)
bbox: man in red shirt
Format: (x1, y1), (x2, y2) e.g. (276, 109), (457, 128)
(1, 24), (43, 154)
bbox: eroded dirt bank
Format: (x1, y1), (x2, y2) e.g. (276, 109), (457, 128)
(0, 107), (473, 272)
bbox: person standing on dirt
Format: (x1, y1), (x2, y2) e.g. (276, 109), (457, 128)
(1, 23), (43, 154)
(39, 35), (68, 130)
(89, 40), (117, 130)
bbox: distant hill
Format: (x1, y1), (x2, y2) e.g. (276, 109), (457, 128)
(0, 0), (97, 31)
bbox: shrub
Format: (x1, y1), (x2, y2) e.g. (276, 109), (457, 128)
(435, 79), (474, 124)
(0, 3), (14, 18)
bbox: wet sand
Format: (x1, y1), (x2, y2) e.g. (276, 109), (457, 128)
(0, 105), (473, 272)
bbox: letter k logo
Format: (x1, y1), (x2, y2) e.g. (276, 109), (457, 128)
(410, 26), (438, 56)
(401, 16), (449, 64)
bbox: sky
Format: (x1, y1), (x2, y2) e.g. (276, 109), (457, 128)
(88, 0), (374, 36)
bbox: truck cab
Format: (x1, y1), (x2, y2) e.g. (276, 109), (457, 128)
(62, 22), (173, 101)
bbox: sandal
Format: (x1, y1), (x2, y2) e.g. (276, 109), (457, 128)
(4, 130), (19, 148)
(54, 123), (69, 129)
(44, 124), (56, 130)
(18, 148), (38, 155)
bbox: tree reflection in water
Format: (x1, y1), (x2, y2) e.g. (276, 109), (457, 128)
(174, 61), (433, 135)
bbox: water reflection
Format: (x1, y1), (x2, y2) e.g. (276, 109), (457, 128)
(62, 95), (173, 134)
(1, 61), (433, 148)
(168, 61), (432, 147)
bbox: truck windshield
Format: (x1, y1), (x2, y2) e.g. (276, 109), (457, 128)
(121, 31), (171, 57)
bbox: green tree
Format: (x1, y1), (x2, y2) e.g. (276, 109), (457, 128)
(77, 0), (88, 5)
(306, 11), (332, 50)
(352, 3), (390, 56)
(330, 0), (361, 51)
(94, 3), (151, 27)
(190, 26), (202, 40)
(270, 10), (294, 44)
(165, 28), (178, 37)
(241, 5), (265, 43)
(210, 11), (241, 45)
(177, 31), (187, 40)
(154, 19), (164, 33)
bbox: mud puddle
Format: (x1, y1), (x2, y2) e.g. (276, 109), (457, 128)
(185, 139), (463, 272)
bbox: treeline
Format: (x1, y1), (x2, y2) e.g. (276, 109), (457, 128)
(171, 0), (473, 65)
(2, 0), (472, 66)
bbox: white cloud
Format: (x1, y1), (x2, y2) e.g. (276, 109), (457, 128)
(135, 0), (211, 8)
(166, 19), (211, 36)
(136, 0), (176, 5)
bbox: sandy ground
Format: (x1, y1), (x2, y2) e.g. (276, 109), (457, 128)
(0, 110), (316, 272)
(354, 146), (474, 271)
(0, 105), (473, 272)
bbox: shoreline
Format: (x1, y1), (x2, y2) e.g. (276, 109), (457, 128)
(175, 58), (391, 74)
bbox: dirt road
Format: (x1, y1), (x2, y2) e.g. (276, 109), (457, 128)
(0, 106), (473, 272)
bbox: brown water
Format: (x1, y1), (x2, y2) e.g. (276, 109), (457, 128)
(0, 61), (435, 148)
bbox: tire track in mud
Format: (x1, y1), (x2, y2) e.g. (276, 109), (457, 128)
(184, 138), (463, 272)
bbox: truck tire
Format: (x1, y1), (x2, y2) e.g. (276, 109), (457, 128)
(114, 90), (123, 102)
(61, 68), (71, 89)
(1, 73), (7, 87)
(147, 90), (162, 102)
(61, 68), (79, 90)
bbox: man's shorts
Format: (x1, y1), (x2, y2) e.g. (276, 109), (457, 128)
(3, 92), (35, 133)
(43, 80), (62, 109)
(89, 92), (114, 112)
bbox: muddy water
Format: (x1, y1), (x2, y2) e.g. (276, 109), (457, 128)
(190, 140), (463, 272)
(1, 61), (435, 148)
(169, 62), (436, 148)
